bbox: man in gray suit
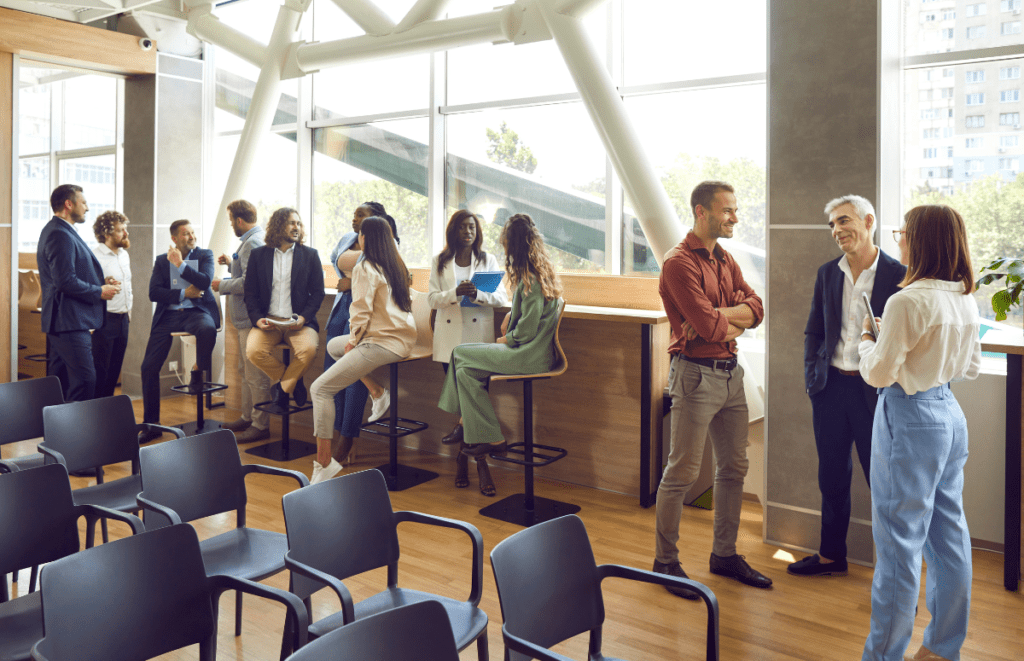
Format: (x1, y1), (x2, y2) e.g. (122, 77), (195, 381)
(212, 200), (271, 443)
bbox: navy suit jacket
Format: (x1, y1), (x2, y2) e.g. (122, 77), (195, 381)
(36, 216), (105, 334)
(148, 248), (221, 331)
(804, 249), (907, 396)
(244, 243), (325, 332)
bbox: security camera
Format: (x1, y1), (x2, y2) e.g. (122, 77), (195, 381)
(139, 38), (154, 51)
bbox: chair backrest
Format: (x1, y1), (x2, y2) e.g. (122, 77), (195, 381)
(285, 601), (460, 661)
(0, 464), (82, 576)
(407, 288), (433, 360)
(0, 376), (64, 446)
(32, 524), (215, 661)
(41, 395), (140, 472)
(18, 270), (41, 312)
(490, 515), (605, 660)
(139, 430), (247, 529)
(490, 297), (568, 383)
(282, 469), (400, 600)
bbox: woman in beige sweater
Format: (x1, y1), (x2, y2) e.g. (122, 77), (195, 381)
(309, 216), (416, 484)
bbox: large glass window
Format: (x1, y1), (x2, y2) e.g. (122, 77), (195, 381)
(902, 2), (1024, 335)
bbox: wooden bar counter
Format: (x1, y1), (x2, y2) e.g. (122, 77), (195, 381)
(222, 271), (671, 505)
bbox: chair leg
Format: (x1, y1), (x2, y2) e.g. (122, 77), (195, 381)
(85, 517), (96, 549)
(523, 379), (535, 514)
(235, 590), (243, 636)
(28, 566), (38, 593)
(279, 606), (295, 660)
(101, 517), (109, 544)
(476, 630), (489, 661)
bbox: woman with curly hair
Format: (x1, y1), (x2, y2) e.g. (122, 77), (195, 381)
(437, 213), (563, 496)
(310, 216), (416, 484)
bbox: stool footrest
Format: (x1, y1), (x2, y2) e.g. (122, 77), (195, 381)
(254, 400), (313, 415)
(491, 442), (568, 467)
(360, 418), (429, 439)
(25, 354), (47, 362)
(171, 382), (228, 396)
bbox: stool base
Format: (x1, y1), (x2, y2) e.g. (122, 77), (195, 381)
(246, 439), (317, 462)
(479, 493), (581, 527)
(177, 420), (223, 436)
(373, 463), (439, 492)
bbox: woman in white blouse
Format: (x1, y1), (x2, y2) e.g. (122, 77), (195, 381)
(857, 205), (981, 661)
(309, 216), (417, 485)
(428, 209), (508, 493)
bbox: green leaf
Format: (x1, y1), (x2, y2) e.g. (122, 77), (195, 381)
(1012, 280), (1024, 306)
(992, 289), (1012, 321)
(977, 273), (1006, 286)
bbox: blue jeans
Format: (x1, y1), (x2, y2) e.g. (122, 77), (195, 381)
(323, 292), (369, 437)
(862, 383), (971, 661)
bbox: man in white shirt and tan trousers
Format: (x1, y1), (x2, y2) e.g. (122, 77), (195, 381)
(792, 194), (907, 577)
(91, 210), (133, 398)
(212, 199), (272, 443)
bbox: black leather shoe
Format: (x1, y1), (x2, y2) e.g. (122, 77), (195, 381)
(271, 382), (289, 410)
(461, 440), (507, 457)
(293, 377), (307, 407)
(787, 554), (848, 576)
(138, 427), (163, 444)
(652, 560), (699, 600)
(709, 553), (773, 588)
(441, 423), (464, 445)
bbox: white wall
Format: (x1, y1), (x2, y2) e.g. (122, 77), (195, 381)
(953, 373), (1007, 545)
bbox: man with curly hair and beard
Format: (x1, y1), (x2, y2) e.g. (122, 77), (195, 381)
(244, 208), (325, 409)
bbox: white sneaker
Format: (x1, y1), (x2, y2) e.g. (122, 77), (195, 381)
(310, 458), (342, 485)
(367, 388), (391, 423)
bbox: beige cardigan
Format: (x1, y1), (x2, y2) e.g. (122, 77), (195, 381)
(349, 260), (417, 358)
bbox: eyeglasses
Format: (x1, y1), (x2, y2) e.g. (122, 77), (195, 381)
(892, 229), (906, 242)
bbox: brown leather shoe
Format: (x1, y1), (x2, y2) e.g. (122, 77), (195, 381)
(652, 560), (700, 600)
(461, 440), (507, 457)
(709, 553), (773, 588)
(441, 423), (464, 445)
(221, 417), (252, 432)
(904, 646), (953, 661)
(234, 427), (270, 444)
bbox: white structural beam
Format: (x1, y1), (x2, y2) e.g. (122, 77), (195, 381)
(536, 0), (682, 264)
(186, 3), (268, 69)
(330, 0), (394, 35)
(552, 0), (606, 17)
(293, 9), (507, 74)
(394, 0), (451, 33)
(206, 0), (308, 269)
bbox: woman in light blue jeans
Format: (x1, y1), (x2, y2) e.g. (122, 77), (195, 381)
(309, 216), (416, 485)
(857, 205), (981, 661)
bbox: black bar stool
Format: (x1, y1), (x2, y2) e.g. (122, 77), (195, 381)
(248, 343), (316, 461)
(480, 300), (578, 526)
(170, 331), (227, 436)
(360, 290), (438, 491)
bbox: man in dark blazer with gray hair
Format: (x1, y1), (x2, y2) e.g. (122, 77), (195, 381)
(790, 194), (907, 578)
(37, 184), (119, 401)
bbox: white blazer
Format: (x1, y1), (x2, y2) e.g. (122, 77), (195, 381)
(428, 252), (508, 362)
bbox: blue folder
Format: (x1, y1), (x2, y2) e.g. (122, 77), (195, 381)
(461, 271), (504, 307)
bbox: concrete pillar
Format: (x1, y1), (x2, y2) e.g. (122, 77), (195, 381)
(765, 0), (883, 565)
(122, 53), (223, 404)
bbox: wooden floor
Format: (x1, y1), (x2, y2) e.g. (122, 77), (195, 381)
(2, 392), (1022, 661)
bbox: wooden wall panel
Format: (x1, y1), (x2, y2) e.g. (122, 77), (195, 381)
(0, 8), (156, 75)
(18, 252), (37, 270)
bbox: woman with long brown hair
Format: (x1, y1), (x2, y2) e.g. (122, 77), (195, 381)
(437, 213), (563, 496)
(309, 216), (416, 484)
(429, 209), (508, 493)
(857, 205), (981, 661)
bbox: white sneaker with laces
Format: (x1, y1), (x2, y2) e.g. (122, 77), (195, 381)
(310, 458), (342, 485)
(367, 388), (391, 423)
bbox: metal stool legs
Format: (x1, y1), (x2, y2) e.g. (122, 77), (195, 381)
(247, 347), (316, 461)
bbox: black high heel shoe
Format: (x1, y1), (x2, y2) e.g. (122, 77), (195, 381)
(442, 423), (464, 445)
(475, 456), (495, 497)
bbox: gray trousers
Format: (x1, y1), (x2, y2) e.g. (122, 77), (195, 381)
(236, 326), (271, 430)
(310, 335), (403, 439)
(655, 356), (749, 561)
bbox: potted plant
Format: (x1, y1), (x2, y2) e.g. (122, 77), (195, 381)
(978, 257), (1024, 323)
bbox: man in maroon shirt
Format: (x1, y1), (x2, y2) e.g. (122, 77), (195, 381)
(652, 180), (772, 597)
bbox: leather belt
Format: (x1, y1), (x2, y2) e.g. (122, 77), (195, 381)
(832, 367), (861, 377)
(681, 355), (738, 372)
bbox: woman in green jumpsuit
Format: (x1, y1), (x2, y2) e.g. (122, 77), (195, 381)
(438, 213), (564, 496)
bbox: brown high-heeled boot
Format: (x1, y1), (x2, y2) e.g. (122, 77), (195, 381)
(475, 456), (496, 497)
(331, 435), (356, 466)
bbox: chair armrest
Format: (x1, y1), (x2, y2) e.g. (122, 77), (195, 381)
(502, 626), (573, 661)
(0, 459), (17, 473)
(137, 423), (186, 439)
(208, 574), (309, 650)
(393, 510), (484, 606)
(81, 504), (145, 535)
(284, 552), (355, 624)
(598, 564), (719, 661)
(37, 444), (66, 467)
(136, 495), (182, 529)
(30, 641), (52, 661)
(242, 463), (310, 488)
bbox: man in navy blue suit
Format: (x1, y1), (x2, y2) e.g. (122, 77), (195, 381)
(790, 195), (907, 577)
(37, 184), (120, 402)
(139, 219), (221, 441)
